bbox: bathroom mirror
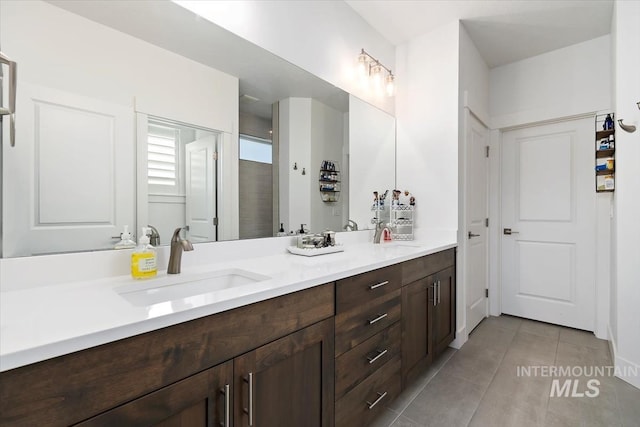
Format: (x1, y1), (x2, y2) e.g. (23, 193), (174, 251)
(0, 0), (394, 257)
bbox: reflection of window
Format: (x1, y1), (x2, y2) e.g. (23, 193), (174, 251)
(147, 120), (181, 194)
(239, 135), (272, 164)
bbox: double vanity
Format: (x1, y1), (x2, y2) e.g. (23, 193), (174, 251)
(0, 234), (456, 427)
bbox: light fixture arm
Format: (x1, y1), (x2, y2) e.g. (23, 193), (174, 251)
(359, 48), (394, 77)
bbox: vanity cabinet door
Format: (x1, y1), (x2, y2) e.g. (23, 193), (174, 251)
(234, 317), (335, 427)
(433, 266), (456, 356)
(401, 276), (434, 387)
(75, 360), (233, 427)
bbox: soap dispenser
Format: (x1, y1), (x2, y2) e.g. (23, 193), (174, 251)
(114, 225), (136, 250)
(131, 227), (157, 279)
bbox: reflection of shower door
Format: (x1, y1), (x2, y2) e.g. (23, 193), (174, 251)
(185, 136), (217, 242)
(2, 83), (135, 256)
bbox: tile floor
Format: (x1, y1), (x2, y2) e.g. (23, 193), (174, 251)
(372, 315), (640, 427)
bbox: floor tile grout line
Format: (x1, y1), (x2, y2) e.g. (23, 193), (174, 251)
(463, 318), (519, 426)
(391, 349), (458, 426)
(541, 322), (561, 424)
(609, 354), (626, 427)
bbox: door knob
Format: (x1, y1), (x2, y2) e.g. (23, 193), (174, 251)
(503, 228), (519, 235)
(468, 231), (480, 239)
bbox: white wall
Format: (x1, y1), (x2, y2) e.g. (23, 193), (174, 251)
(395, 21), (460, 232)
(490, 35), (612, 129)
(279, 98), (346, 234)
(608, 3), (618, 355)
(457, 24), (490, 345)
(310, 100), (345, 232)
(611, 0), (640, 389)
(176, 0), (395, 115)
(459, 25), (490, 126)
(348, 95), (396, 230)
(279, 98), (312, 233)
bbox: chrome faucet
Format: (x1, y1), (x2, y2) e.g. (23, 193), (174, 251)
(168, 226), (194, 274)
(343, 219), (358, 231)
(373, 221), (390, 244)
(147, 225), (160, 247)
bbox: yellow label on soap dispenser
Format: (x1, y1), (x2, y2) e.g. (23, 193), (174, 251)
(131, 252), (157, 279)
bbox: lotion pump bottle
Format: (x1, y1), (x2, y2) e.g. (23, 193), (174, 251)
(131, 227), (157, 279)
(114, 225), (136, 250)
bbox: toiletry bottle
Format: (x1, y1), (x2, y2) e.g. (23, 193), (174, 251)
(277, 223), (287, 237)
(604, 114), (614, 130)
(131, 227), (157, 279)
(114, 225), (136, 249)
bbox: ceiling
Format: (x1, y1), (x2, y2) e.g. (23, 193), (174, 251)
(346, 0), (614, 68)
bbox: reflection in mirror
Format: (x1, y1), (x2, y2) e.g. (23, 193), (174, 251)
(140, 117), (220, 244)
(0, 0), (394, 257)
(239, 134), (273, 240)
(349, 95), (397, 229)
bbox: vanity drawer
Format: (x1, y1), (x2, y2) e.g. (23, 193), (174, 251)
(402, 248), (455, 285)
(336, 264), (401, 313)
(335, 355), (401, 427)
(335, 290), (400, 356)
(335, 322), (401, 399)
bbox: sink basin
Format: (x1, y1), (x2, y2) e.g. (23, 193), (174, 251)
(115, 268), (271, 307)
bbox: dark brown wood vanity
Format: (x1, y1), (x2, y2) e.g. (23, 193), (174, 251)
(0, 248), (456, 427)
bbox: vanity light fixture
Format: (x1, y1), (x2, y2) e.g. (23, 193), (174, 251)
(356, 48), (395, 97)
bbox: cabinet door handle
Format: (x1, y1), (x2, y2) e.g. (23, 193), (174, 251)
(220, 384), (230, 427)
(366, 349), (388, 364)
(368, 313), (388, 325)
(369, 280), (389, 290)
(366, 391), (388, 410)
(433, 283), (437, 306)
(437, 280), (441, 304)
(243, 373), (254, 426)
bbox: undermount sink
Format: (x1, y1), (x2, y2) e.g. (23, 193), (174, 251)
(115, 268), (271, 307)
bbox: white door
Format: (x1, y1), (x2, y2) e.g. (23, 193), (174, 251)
(501, 118), (595, 330)
(465, 112), (489, 333)
(2, 83), (134, 256)
(185, 136), (217, 242)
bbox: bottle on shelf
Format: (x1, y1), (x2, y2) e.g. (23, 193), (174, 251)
(603, 114), (614, 130)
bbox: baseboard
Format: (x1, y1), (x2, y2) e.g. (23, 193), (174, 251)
(449, 325), (467, 349)
(608, 324), (617, 363)
(608, 324), (640, 390)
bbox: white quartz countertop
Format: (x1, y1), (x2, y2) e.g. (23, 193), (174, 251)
(0, 237), (456, 372)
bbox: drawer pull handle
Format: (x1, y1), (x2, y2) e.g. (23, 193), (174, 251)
(366, 391), (388, 410)
(368, 313), (388, 325)
(369, 280), (389, 290)
(366, 349), (388, 364)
